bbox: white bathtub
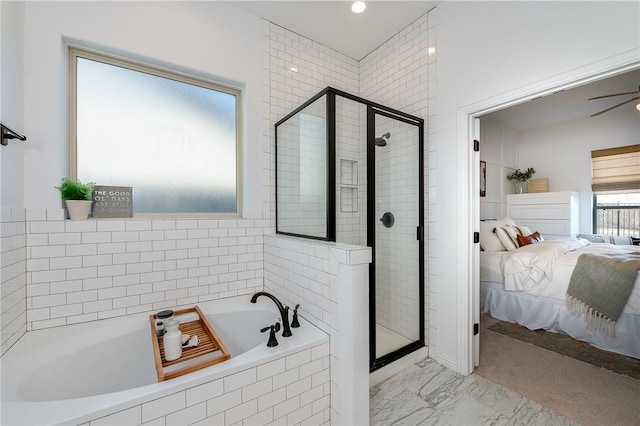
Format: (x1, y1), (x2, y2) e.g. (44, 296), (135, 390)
(1, 295), (328, 425)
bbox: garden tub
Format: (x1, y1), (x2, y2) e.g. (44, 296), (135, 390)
(1, 295), (328, 425)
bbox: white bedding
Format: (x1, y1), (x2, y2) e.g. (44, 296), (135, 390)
(481, 239), (640, 315)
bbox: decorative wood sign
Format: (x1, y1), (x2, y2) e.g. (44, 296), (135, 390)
(92, 186), (133, 218)
(529, 178), (549, 193)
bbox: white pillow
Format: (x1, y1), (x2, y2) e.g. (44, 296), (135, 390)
(480, 220), (508, 252)
(502, 217), (517, 227)
(495, 225), (519, 251)
(515, 225), (532, 236)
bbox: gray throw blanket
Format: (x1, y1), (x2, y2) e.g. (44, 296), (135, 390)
(567, 253), (640, 336)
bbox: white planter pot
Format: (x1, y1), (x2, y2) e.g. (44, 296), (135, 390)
(65, 200), (92, 220)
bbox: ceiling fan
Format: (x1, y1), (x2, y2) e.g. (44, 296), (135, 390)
(588, 85), (640, 117)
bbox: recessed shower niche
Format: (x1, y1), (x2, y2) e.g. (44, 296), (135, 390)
(275, 87), (425, 371)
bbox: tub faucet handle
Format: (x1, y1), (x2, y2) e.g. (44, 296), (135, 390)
(291, 304), (300, 328)
(260, 322), (281, 347)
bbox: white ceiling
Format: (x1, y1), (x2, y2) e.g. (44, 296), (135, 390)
(227, 1), (439, 61)
(227, 1), (638, 130)
(483, 69), (640, 132)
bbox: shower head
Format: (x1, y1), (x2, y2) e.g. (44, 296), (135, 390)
(374, 132), (390, 147)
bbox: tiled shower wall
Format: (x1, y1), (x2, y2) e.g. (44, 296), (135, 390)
(264, 22), (360, 234)
(23, 209), (264, 331)
(276, 98), (328, 238)
(0, 208), (27, 355)
(335, 96), (366, 246)
(359, 13), (434, 351)
(373, 117), (421, 341)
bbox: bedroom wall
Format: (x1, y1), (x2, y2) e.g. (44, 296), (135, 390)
(517, 111), (640, 234)
(431, 0), (639, 373)
(479, 119), (518, 221)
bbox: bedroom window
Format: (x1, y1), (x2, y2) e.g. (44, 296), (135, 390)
(591, 145), (640, 237)
(68, 46), (241, 215)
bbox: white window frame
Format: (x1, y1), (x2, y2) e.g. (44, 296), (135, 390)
(67, 45), (243, 218)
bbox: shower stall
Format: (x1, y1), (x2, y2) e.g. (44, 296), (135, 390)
(275, 87), (424, 371)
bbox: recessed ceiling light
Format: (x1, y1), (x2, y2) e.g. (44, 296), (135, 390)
(289, 67), (299, 73)
(351, 1), (366, 14)
(636, 103), (640, 111)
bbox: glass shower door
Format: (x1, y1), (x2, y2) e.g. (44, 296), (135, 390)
(368, 108), (423, 369)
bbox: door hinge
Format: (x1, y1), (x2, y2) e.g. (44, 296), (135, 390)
(473, 232), (479, 244)
(473, 139), (480, 152)
(473, 323), (479, 335)
(417, 226), (424, 241)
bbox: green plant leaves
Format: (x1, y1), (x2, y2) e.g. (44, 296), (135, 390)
(55, 178), (95, 201)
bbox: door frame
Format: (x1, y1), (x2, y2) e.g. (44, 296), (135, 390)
(463, 61), (640, 374)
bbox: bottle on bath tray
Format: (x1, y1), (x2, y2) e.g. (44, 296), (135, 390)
(163, 319), (182, 361)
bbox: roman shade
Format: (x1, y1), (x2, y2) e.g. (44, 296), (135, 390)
(591, 144), (640, 193)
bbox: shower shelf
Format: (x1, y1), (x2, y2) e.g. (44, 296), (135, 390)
(340, 159), (358, 213)
(340, 159), (358, 186)
(150, 305), (231, 381)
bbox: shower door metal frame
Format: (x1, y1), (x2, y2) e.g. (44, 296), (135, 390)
(367, 105), (425, 372)
(274, 86), (425, 371)
(274, 89), (336, 241)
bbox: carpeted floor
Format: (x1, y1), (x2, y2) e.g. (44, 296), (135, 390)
(488, 319), (640, 380)
(476, 315), (640, 426)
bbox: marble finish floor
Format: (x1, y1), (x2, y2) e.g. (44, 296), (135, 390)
(370, 358), (580, 426)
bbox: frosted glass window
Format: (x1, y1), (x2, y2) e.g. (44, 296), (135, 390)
(71, 49), (239, 214)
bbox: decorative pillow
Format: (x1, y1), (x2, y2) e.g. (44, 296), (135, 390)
(495, 225), (519, 251)
(480, 220), (508, 252)
(515, 225), (532, 236)
(517, 231), (542, 247)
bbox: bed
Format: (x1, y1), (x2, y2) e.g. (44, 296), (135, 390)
(479, 218), (640, 359)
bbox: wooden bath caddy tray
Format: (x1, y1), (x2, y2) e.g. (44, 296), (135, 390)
(150, 306), (231, 381)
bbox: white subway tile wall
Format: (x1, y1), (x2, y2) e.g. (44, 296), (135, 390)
(84, 342), (330, 426)
(24, 210), (265, 330)
(264, 22), (360, 233)
(263, 235), (334, 335)
(264, 235), (366, 423)
(359, 13), (432, 348)
(1, 208), (27, 355)
(335, 96), (366, 246)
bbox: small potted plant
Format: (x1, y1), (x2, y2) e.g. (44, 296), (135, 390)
(55, 178), (95, 220)
(507, 167), (535, 194)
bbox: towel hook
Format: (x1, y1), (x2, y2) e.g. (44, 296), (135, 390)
(1, 122), (27, 146)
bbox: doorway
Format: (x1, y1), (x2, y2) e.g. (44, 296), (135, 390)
(469, 66), (640, 371)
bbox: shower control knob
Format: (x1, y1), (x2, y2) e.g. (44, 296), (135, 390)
(380, 212), (395, 228)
